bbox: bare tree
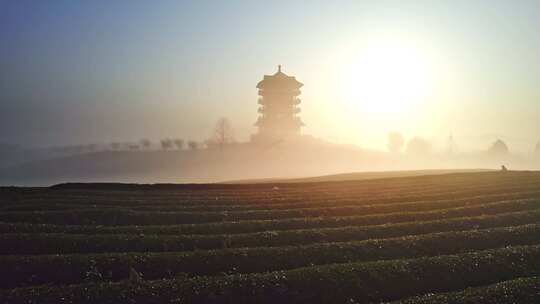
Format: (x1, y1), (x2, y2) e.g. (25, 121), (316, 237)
(447, 134), (456, 155)
(210, 117), (235, 150)
(110, 142), (121, 151)
(173, 139), (184, 150)
(87, 144), (98, 152)
(406, 137), (431, 156)
(387, 132), (404, 154)
(161, 139), (173, 150)
(535, 141), (540, 155)
(188, 140), (198, 150)
(139, 139), (151, 150)
(488, 139), (509, 156)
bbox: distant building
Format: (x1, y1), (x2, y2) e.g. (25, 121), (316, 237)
(252, 65), (304, 143)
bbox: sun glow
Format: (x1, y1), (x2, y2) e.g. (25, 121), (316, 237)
(339, 38), (434, 116)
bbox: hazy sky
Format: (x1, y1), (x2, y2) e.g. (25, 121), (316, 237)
(1, 1), (540, 152)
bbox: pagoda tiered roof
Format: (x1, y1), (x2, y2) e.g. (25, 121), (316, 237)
(256, 65), (303, 91)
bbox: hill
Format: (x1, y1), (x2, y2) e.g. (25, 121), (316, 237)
(224, 168), (493, 184)
(0, 140), (386, 186)
(0, 171), (539, 303)
(1, 136), (536, 187)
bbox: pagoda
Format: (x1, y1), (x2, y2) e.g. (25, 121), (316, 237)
(252, 65), (304, 143)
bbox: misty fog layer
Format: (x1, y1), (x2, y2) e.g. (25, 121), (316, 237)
(1, 136), (537, 186)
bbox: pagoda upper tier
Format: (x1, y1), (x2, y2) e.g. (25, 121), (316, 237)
(256, 65), (303, 93)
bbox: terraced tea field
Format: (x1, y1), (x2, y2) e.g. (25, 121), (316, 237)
(1, 171), (540, 303)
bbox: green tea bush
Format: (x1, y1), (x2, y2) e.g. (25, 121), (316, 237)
(1, 223), (538, 288)
(389, 276), (540, 304)
(2, 205), (540, 255)
(1, 245), (539, 304)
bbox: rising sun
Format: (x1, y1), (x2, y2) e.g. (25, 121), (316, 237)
(340, 38), (434, 116)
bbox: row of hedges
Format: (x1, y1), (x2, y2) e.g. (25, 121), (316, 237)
(6, 173), (540, 209)
(119, 188), (540, 212)
(1, 198), (538, 235)
(50, 177), (540, 207)
(2, 245), (539, 304)
(2, 208), (539, 255)
(1, 189), (539, 226)
(72, 177), (540, 206)
(4, 182), (540, 215)
(44, 171), (504, 197)
(389, 276), (540, 304)
(1, 199), (538, 237)
(1, 223), (539, 289)
(0, 203), (118, 212)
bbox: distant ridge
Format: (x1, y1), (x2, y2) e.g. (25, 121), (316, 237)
(51, 169), (494, 191)
(49, 182), (270, 191)
(222, 169), (494, 184)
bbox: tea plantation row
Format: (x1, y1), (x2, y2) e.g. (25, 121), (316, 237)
(0, 171), (539, 303)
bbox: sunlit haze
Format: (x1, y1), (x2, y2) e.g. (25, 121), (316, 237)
(2, 1), (540, 154)
(3, 3), (540, 301)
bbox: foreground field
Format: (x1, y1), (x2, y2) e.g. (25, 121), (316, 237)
(0, 171), (539, 303)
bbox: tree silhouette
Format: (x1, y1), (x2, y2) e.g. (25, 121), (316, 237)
(387, 132), (404, 154)
(173, 139), (184, 150)
(488, 139), (509, 156)
(188, 140), (198, 150)
(447, 134), (456, 155)
(139, 139), (151, 150)
(406, 137), (431, 156)
(536, 141), (540, 155)
(210, 117), (235, 150)
(161, 139), (173, 150)
(110, 142), (121, 151)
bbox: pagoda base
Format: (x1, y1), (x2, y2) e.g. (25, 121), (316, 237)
(250, 132), (303, 146)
